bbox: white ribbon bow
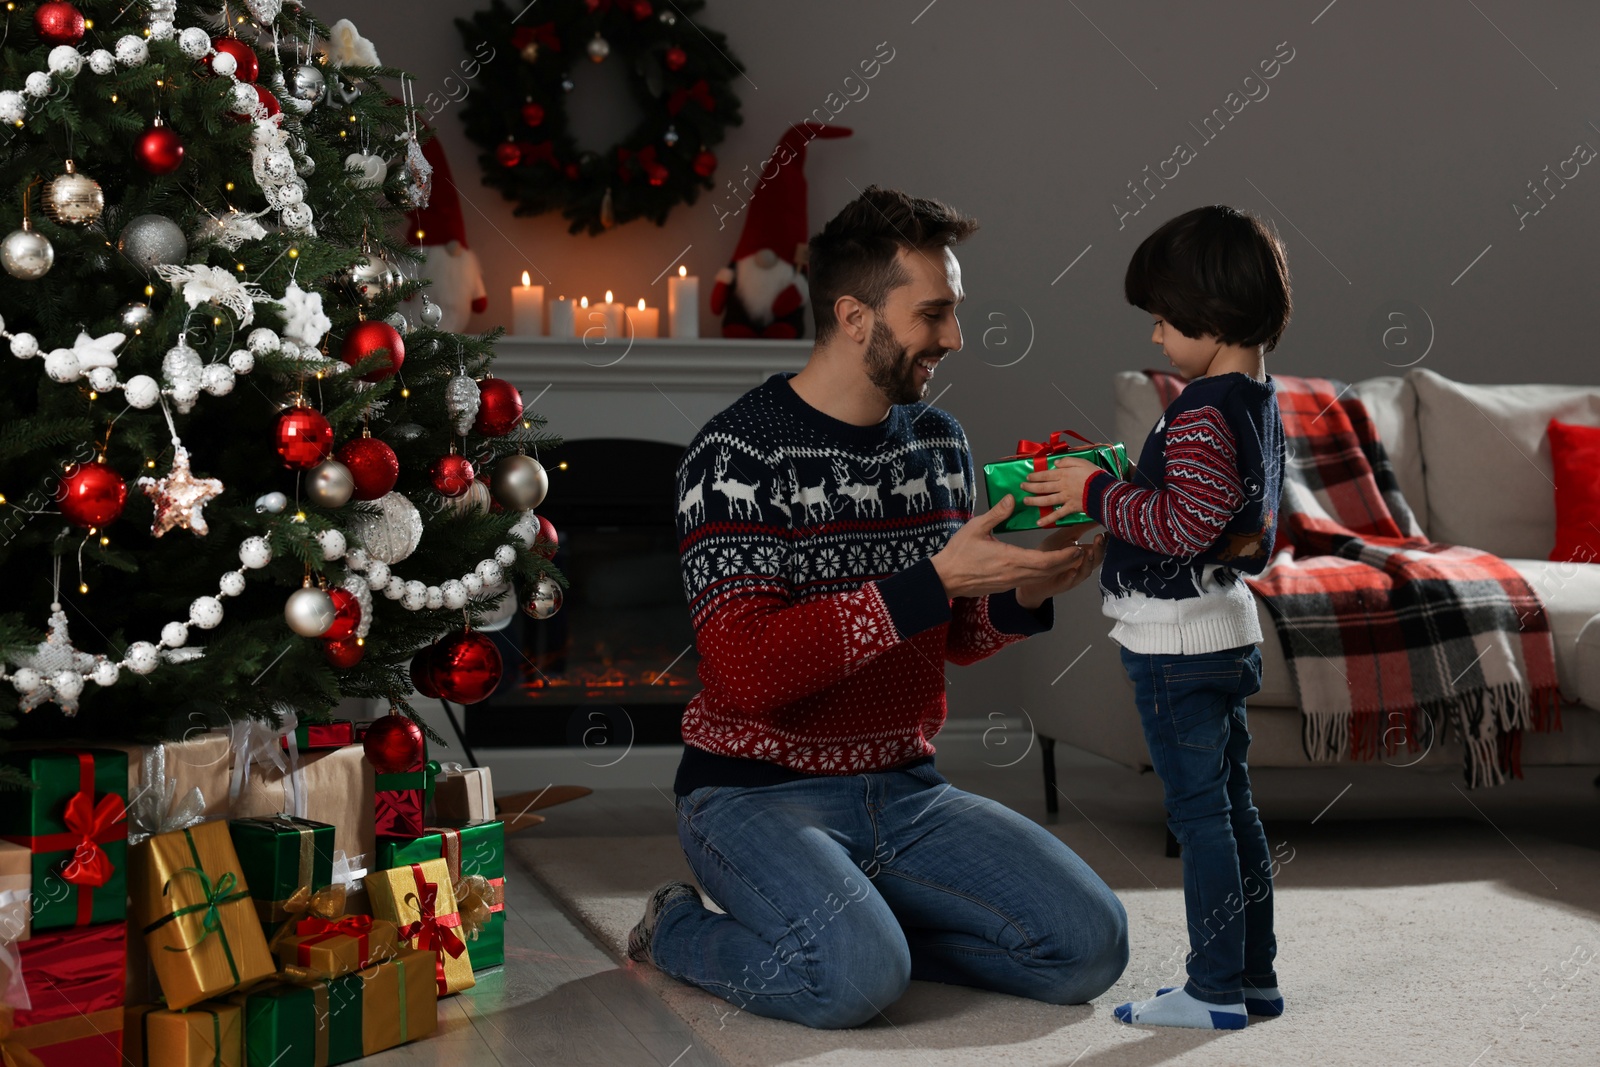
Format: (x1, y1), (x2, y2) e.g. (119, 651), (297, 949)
(0, 888), (30, 1011)
(154, 264), (268, 328)
(126, 743), (207, 846)
(228, 704), (305, 818)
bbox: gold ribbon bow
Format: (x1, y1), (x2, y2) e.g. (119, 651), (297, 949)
(453, 874), (497, 941)
(268, 883), (348, 953)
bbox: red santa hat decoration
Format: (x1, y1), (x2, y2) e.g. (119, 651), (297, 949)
(711, 122), (852, 339)
(405, 134), (488, 333)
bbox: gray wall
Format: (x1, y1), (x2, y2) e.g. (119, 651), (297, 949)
(323, 0), (1600, 720)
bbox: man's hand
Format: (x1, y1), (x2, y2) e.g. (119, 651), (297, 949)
(1021, 456), (1104, 527)
(1015, 528), (1106, 609)
(931, 496), (1093, 599)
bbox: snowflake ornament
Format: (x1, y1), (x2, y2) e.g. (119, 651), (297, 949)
(276, 281), (332, 349)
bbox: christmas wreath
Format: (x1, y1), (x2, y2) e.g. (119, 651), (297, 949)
(455, 0), (743, 235)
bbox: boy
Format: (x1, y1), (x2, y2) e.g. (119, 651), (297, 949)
(1021, 205), (1289, 1030)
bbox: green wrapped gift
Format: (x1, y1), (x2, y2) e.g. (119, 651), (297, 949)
(228, 816), (336, 932)
(376, 821), (505, 970)
(0, 748), (128, 931)
(236, 971), (364, 1067)
(982, 431), (1128, 533)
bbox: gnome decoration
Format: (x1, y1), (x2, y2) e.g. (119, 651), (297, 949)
(711, 122), (852, 339)
(404, 134), (488, 334)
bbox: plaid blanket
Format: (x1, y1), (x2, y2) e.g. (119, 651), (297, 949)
(1147, 371), (1561, 786)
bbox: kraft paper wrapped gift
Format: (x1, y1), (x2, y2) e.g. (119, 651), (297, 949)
(229, 745), (374, 867)
(129, 821), (276, 1010)
(430, 764), (494, 823)
(0, 839), (29, 943)
(105, 732), (235, 831)
(273, 915), (399, 980)
(366, 858), (473, 996)
(0, 749), (128, 933)
(122, 1000), (242, 1067)
(982, 431), (1129, 532)
(1, 1003), (122, 1067)
(228, 816), (336, 933)
(376, 821), (505, 970)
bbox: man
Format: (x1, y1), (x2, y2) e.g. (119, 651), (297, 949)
(629, 186), (1128, 1029)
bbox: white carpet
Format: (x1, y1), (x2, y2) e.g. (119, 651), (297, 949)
(512, 832), (1600, 1067)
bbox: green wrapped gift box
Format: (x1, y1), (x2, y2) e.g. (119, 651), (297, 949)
(0, 748), (128, 932)
(376, 820), (505, 970)
(228, 815), (336, 932)
(236, 971), (363, 1067)
(982, 431), (1128, 533)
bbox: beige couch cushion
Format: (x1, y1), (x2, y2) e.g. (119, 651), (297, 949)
(1409, 368), (1600, 558)
(1503, 559), (1600, 705)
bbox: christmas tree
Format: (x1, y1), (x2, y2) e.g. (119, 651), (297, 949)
(0, 0), (564, 788)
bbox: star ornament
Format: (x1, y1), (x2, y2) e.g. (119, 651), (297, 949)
(138, 446), (224, 537)
(14, 604), (98, 714)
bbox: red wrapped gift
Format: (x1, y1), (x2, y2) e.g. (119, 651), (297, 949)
(281, 719), (356, 753)
(2, 1004), (122, 1067)
(14, 921), (125, 1029)
(372, 739), (428, 841)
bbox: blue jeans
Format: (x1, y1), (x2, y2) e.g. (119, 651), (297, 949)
(654, 758), (1129, 1029)
(1120, 645), (1278, 1005)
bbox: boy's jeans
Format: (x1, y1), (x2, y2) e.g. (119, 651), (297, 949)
(1119, 645), (1279, 1005)
(653, 758), (1129, 1029)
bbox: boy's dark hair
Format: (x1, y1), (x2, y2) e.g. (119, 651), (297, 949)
(808, 186), (978, 343)
(1124, 205), (1292, 352)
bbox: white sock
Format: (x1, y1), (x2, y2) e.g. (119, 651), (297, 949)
(1114, 987), (1247, 1030)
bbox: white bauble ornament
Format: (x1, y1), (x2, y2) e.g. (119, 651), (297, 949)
(126, 641), (161, 674)
(0, 89), (25, 124)
(316, 529), (347, 560)
(189, 596), (224, 629)
(285, 586), (336, 637)
(382, 579), (405, 601)
(441, 580), (468, 609)
(211, 51), (237, 77)
(178, 27), (211, 58)
(150, 20), (175, 41)
(219, 570), (247, 597)
(462, 573), (484, 596)
(10, 667), (41, 694)
(348, 492), (423, 565)
(281, 203), (314, 232)
(494, 544), (517, 566)
(161, 621), (189, 647)
(228, 349), (255, 374)
(231, 82), (259, 112)
(88, 49), (115, 75)
(239, 536), (272, 569)
(115, 36), (149, 67)
(201, 363), (235, 396)
(364, 560), (390, 590)
(87, 366), (117, 392)
(425, 586), (444, 610)
(247, 327), (280, 354)
(163, 342), (203, 381)
(402, 580), (426, 611)
(9, 332), (39, 358)
(91, 659), (119, 687)
(23, 72), (52, 99)
(169, 377), (200, 412)
(124, 374), (160, 408)
(43, 348), (80, 382)
(53, 670), (84, 702)
(475, 559), (503, 586)
(47, 46), (84, 77)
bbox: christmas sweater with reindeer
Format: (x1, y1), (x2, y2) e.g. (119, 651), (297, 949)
(673, 372), (1051, 794)
(1082, 371), (1284, 656)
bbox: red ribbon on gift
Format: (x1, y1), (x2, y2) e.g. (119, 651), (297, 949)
(22, 753), (126, 927)
(511, 22), (562, 53)
(398, 863), (466, 994)
(1011, 429), (1100, 472)
(666, 79), (715, 116)
(295, 914), (373, 970)
(487, 876), (505, 915)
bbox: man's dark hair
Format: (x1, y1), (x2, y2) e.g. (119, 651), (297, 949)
(1124, 205), (1292, 352)
(807, 186), (978, 343)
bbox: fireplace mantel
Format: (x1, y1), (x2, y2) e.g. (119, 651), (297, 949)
(491, 337), (810, 446)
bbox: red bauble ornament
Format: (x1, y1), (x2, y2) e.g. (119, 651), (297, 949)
(211, 37), (260, 82)
(324, 587), (361, 641)
(432, 630), (503, 704)
(631, 1), (653, 19)
(362, 712), (425, 774)
(254, 85), (282, 118)
(35, 2), (85, 46)
(274, 406), (334, 469)
(340, 320), (405, 382)
(496, 141), (522, 168)
(473, 378), (524, 437)
(429, 454), (476, 497)
(323, 636), (364, 668)
(336, 436), (400, 501)
(665, 47), (688, 72)
(692, 150), (717, 178)
(409, 645), (441, 698)
(135, 121), (185, 175)
(55, 461), (126, 529)
(521, 102), (545, 127)
(532, 514), (559, 559)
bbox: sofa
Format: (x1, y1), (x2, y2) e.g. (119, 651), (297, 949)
(1019, 368), (1600, 797)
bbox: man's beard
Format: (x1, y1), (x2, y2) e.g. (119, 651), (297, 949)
(865, 319), (943, 406)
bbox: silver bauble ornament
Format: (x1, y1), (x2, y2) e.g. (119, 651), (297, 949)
(349, 491), (423, 565)
(348, 255), (398, 305)
(285, 586), (337, 637)
(2, 222), (53, 280)
(285, 64), (326, 106)
(490, 455), (549, 511)
(307, 458), (355, 508)
(522, 575), (564, 619)
(384, 311), (409, 335)
(445, 374), (480, 436)
(587, 34), (611, 62)
(43, 160), (104, 226)
(119, 302), (153, 331)
(118, 214), (188, 272)
(254, 491), (288, 514)
(419, 296), (444, 329)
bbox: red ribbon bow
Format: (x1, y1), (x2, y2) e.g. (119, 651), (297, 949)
(617, 145), (669, 185)
(522, 140), (560, 170)
(60, 789), (125, 888)
(511, 22), (563, 53)
(666, 79), (715, 116)
(1014, 429), (1097, 471)
(399, 863), (466, 994)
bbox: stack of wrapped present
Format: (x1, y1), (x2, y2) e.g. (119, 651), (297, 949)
(0, 713), (513, 1066)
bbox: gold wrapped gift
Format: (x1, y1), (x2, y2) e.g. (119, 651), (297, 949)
(128, 821), (276, 1010)
(358, 947), (439, 1055)
(123, 1001), (243, 1067)
(366, 858), (474, 996)
(274, 915), (399, 980)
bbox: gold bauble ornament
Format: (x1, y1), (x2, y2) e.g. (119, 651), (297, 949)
(43, 159), (104, 226)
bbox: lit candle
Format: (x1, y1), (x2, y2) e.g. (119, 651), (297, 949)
(548, 294), (577, 337)
(576, 295), (600, 341)
(597, 290), (625, 339)
(511, 271), (544, 335)
(668, 264), (699, 338)
(627, 297), (660, 339)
